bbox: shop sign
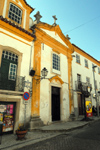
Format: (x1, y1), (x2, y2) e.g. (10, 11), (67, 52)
(85, 97), (93, 117)
(0, 105), (6, 112)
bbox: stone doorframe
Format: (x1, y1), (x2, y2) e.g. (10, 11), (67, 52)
(48, 75), (64, 123)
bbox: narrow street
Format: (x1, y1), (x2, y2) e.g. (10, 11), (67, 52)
(17, 120), (100, 150)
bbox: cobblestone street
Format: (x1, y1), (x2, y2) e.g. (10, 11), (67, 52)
(17, 121), (100, 150)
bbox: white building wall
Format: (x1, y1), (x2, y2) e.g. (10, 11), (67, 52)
(40, 43), (69, 124)
(41, 29), (68, 48)
(0, 28), (34, 125)
(72, 51), (100, 115)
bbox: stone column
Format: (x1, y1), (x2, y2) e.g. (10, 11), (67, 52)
(67, 54), (73, 114)
(31, 40), (41, 117)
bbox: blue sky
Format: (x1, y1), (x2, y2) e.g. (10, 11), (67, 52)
(26, 0), (100, 60)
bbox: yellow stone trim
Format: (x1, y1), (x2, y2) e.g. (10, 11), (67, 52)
(6, 0), (24, 28)
(74, 45), (100, 66)
(0, 45), (22, 76)
(31, 40), (41, 116)
(35, 27), (72, 56)
(49, 75), (64, 85)
(5, 0), (33, 29)
(0, 31), (31, 46)
(0, 0), (5, 16)
(0, 20), (34, 42)
(36, 23), (73, 52)
(34, 22), (74, 115)
(67, 55), (73, 114)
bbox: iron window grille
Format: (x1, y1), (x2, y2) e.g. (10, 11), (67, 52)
(2, 50), (18, 62)
(8, 3), (22, 24)
(76, 54), (80, 64)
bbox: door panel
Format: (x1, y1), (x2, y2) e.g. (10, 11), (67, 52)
(52, 87), (60, 121)
(78, 94), (83, 115)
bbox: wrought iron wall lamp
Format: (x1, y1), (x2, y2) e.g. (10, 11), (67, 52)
(29, 67), (48, 84)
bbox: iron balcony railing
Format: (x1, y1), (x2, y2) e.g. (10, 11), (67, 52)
(0, 73), (25, 92)
(75, 81), (92, 93)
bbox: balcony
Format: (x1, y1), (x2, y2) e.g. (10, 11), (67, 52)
(0, 73), (25, 92)
(75, 81), (92, 96)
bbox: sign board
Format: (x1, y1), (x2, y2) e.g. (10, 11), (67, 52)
(23, 92), (30, 101)
(0, 105), (6, 112)
(85, 97), (93, 117)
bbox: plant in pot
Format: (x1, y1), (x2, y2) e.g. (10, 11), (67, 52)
(16, 124), (28, 140)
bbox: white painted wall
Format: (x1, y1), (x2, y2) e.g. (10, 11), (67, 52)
(40, 43), (69, 124)
(72, 51), (100, 109)
(0, 28), (34, 124)
(41, 29), (68, 48)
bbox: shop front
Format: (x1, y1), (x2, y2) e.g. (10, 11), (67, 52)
(0, 102), (16, 133)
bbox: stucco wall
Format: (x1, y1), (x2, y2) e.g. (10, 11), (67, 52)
(0, 28), (34, 126)
(40, 43), (69, 124)
(72, 51), (100, 111)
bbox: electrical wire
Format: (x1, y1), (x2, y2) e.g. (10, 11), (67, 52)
(64, 15), (100, 34)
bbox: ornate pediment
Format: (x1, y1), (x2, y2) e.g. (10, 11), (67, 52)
(49, 75), (64, 85)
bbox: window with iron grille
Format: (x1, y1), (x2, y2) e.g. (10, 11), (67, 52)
(76, 54), (80, 64)
(52, 53), (60, 71)
(8, 3), (22, 24)
(84, 59), (88, 68)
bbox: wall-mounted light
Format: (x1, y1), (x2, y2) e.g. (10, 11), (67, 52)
(29, 67), (48, 83)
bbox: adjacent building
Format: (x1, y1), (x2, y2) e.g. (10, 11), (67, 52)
(72, 44), (100, 118)
(0, 0), (35, 133)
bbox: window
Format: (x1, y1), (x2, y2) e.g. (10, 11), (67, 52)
(98, 67), (100, 74)
(77, 74), (81, 82)
(86, 77), (90, 83)
(8, 3), (22, 24)
(76, 54), (80, 64)
(52, 53), (60, 71)
(8, 63), (17, 80)
(84, 59), (88, 68)
(2, 50), (18, 62)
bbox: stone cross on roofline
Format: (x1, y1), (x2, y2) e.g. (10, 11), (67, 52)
(52, 15), (57, 26)
(34, 11), (42, 24)
(66, 34), (71, 40)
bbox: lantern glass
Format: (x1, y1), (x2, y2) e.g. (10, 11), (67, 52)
(41, 67), (48, 78)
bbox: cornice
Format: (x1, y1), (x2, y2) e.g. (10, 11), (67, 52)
(73, 44), (100, 66)
(0, 16), (35, 41)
